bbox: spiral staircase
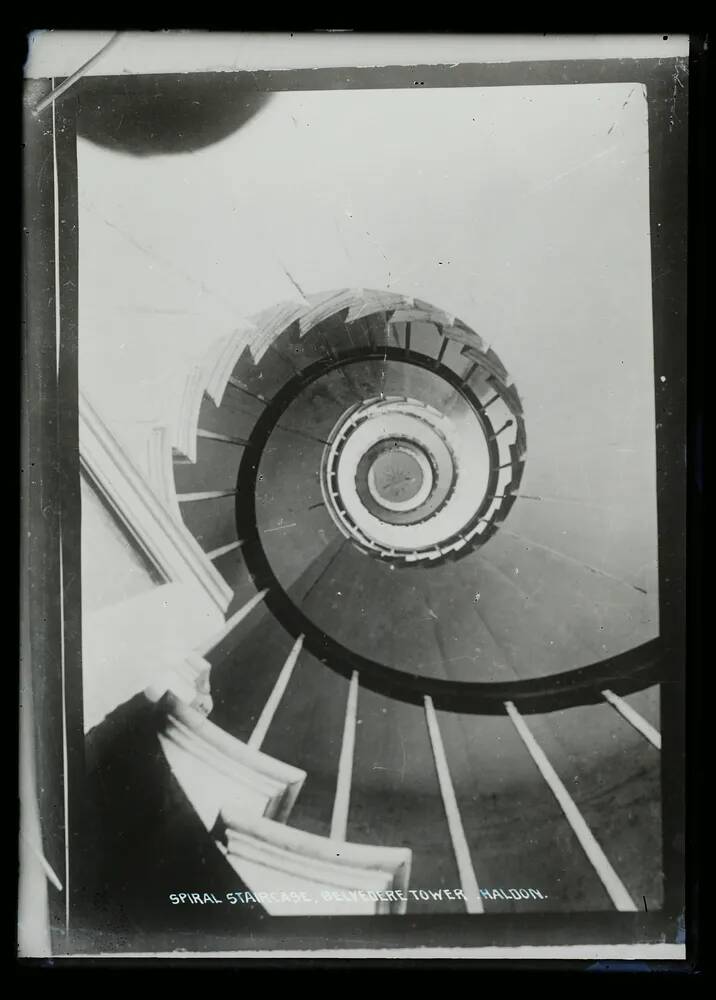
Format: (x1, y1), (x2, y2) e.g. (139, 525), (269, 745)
(86, 287), (663, 929)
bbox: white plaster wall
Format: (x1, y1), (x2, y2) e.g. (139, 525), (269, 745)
(80, 471), (159, 614)
(82, 582), (218, 732)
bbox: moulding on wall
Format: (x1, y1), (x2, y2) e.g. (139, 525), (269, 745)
(79, 389), (233, 615)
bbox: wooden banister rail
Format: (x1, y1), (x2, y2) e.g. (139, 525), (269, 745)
(504, 700), (638, 911)
(195, 589), (268, 657)
(330, 670), (359, 841)
(424, 695), (484, 914)
(248, 635), (305, 750)
(601, 689), (661, 749)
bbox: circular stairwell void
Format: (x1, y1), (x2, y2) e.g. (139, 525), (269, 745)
(174, 288), (663, 713)
(246, 349), (516, 574)
(366, 442), (431, 509)
(321, 394), (493, 561)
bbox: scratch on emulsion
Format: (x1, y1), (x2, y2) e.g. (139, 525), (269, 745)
(669, 58), (687, 132)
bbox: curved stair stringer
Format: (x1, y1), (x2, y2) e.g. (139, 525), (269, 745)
(196, 291), (361, 412)
(154, 690), (307, 833)
(220, 805), (413, 916)
(181, 288), (494, 422)
(168, 294), (332, 467)
(166, 285), (528, 579)
(170, 287), (507, 463)
(172, 319), (259, 465)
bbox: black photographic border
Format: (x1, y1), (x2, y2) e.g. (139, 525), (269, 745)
(21, 45), (697, 964)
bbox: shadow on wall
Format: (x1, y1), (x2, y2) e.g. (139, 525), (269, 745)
(77, 75), (273, 156)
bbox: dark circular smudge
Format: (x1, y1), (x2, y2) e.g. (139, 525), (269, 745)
(76, 76), (272, 156)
